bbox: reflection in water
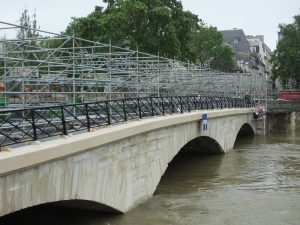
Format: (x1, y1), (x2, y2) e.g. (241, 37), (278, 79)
(1, 113), (300, 225)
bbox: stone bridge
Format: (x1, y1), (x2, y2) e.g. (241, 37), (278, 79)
(267, 100), (300, 113)
(0, 108), (255, 217)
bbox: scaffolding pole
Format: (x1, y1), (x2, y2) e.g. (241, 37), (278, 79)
(0, 21), (270, 109)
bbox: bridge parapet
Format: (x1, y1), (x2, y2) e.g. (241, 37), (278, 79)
(0, 96), (253, 149)
(267, 100), (300, 113)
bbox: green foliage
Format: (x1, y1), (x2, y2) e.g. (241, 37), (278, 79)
(65, 0), (199, 60)
(210, 45), (234, 72)
(64, 0), (233, 71)
(17, 8), (39, 39)
(103, 0), (117, 8)
(15, 8), (40, 68)
(191, 26), (234, 71)
(191, 26), (221, 63)
(271, 15), (300, 88)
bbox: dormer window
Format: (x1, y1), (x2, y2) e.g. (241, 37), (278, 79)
(234, 37), (239, 43)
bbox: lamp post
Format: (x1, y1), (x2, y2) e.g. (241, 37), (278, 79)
(123, 38), (131, 98)
(123, 37), (131, 51)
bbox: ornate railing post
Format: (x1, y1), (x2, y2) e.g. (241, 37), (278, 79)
(60, 106), (67, 136)
(187, 96), (191, 112)
(193, 96), (197, 110)
(161, 97), (165, 116)
(105, 101), (111, 125)
(179, 96), (183, 113)
(84, 103), (91, 131)
(122, 99), (127, 121)
(150, 97), (154, 116)
(30, 109), (37, 141)
(137, 98), (142, 119)
(171, 97), (175, 113)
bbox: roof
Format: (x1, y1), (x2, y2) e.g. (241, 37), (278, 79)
(220, 29), (251, 62)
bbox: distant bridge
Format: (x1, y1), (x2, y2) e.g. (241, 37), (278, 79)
(267, 100), (300, 113)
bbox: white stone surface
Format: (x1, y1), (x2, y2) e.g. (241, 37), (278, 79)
(0, 108), (255, 216)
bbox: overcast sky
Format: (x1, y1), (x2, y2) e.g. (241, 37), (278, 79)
(1, 0), (299, 50)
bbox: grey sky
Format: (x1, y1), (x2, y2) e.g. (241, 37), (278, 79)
(1, 0), (299, 50)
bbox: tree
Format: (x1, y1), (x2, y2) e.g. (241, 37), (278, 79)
(210, 45), (234, 72)
(65, 0), (200, 61)
(103, 0), (117, 9)
(65, 0), (233, 71)
(65, 6), (106, 42)
(191, 26), (234, 71)
(271, 15), (300, 88)
(17, 8), (39, 39)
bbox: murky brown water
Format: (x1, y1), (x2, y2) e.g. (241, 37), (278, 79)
(1, 112), (300, 225)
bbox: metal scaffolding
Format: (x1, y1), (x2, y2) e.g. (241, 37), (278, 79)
(0, 21), (269, 109)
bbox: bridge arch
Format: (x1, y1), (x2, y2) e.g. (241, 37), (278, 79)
(180, 122), (255, 155)
(48, 200), (121, 213)
(236, 123), (255, 138)
(181, 136), (224, 154)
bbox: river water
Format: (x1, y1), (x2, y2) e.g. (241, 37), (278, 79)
(1, 112), (300, 225)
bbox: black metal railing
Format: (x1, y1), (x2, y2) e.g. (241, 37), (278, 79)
(0, 96), (253, 148)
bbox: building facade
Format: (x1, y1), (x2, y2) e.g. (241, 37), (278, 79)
(220, 29), (272, 79)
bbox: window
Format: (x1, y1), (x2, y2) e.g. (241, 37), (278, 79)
(256, 46), (259, 53)
(234, 37), (239, 43)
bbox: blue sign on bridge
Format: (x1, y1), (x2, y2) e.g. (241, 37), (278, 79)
(202, 113), (208, 131)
